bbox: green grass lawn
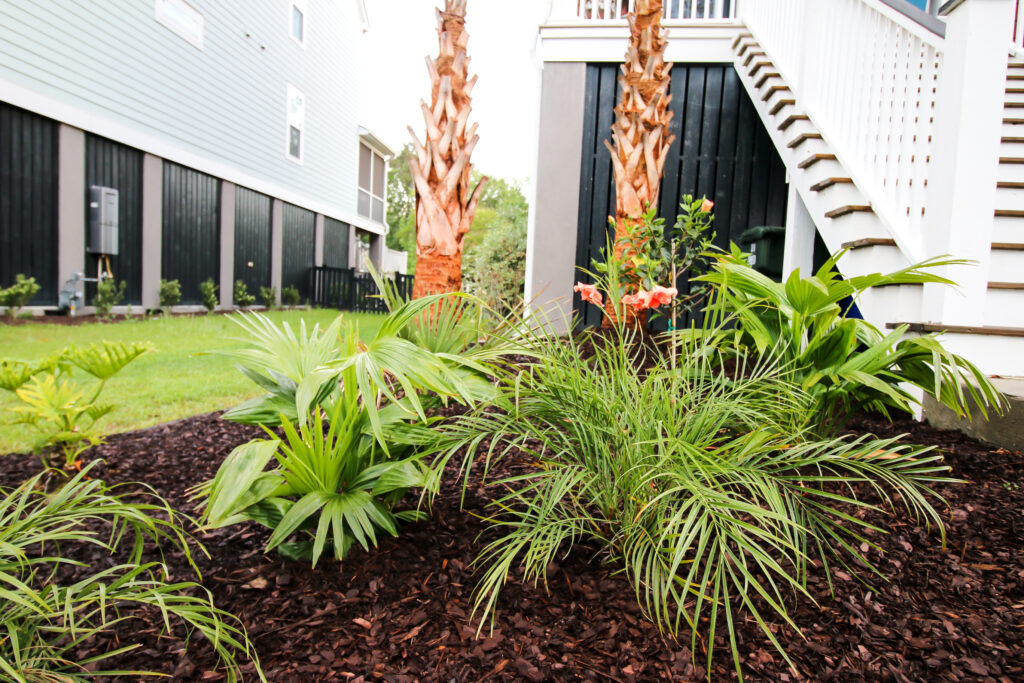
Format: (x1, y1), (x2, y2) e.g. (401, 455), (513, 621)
(0, 310), (384, 455)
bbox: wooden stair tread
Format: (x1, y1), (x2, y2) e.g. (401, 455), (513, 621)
(825, 204), (873, 219)
(779, 114), (809, 131)
(1007, 102), (1024, 109)
(997, 181), (1024, 189)
(992, 242), (1024, 251)
(842, 238), (896, 250)
(787, 132), (823, 148)
(1005, 118), (1024, 124)
(810, 177), (853, 191)
(750, 61), (774, 77)
(989, 282), (1024, 290)
(762, 84), (792, 101)
(798, 153), (837, 169)
(995, 209), (1024, 217)
(1008, 74), (1024, 81)
(743, 51), (767, 67)
(887, 322), (1024, 338)
(1000, 157), (1024, 164)
(755, 72), (781, 89)
(1002, 137), (1024, 143)
(731, 32), (753, 50)
(737, 42), (760, 58)
(769, 99), (796, 116)
(1008, 88), (1024, 94)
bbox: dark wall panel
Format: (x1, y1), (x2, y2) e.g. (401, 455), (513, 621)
(85, 134), (143, 304)
(323, 217), (350, 269)
(282, 203), (315, 298)
(574, 63), (789, 328)
(162, 162), (220, 304)
(0, 102), (59, 305)
(233, 186), (272, 297)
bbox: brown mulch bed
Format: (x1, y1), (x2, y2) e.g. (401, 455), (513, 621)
(1, 412), (1022, 682)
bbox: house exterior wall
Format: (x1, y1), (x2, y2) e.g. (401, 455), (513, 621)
(0, 0), (373, 232)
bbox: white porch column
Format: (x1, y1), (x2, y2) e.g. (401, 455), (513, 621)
(219, 182), (236, 309)
(140, 154), (163, 310)
(921, 0), (1014, 325)
(314, 214), (325, 267)
(783, 185), (816, 279)
(57, 125), (85, 293)
(270, 199), (283, 304)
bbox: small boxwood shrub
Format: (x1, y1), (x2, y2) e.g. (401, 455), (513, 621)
(281, 285), (301, 307)
(199, 278), (218, 313)
(0, 274), (41, 317)
(158, 279), (181, 309)
(233, 280), (255, 308)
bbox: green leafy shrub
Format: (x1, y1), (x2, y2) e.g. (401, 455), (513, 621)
(698, 249), (1005, 433)
(0, 463), (263, 681)
(233, 280), (256, 308)
(259, 285), (277, 309)
(426, 326), (953, 678)
(1, 342), (151, 466)
(0, 274), (41, 317)
(199, 277), (219, 312)
(199, 294), (511, 565)
(93, 278), (126, 318)
(158, 278), (182, 309)
(462, 219), (526, 314)
(280, 285), (301, 307)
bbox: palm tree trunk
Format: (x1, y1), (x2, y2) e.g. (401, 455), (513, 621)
(409, 0), (489, 299)
(602, 0), (675, 326)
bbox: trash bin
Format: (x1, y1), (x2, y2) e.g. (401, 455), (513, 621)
(739, 226), (786, 279)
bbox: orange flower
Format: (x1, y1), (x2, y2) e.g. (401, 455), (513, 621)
(574, 282), (603, 307)
(645, 285), (678, 309)
(621, 291), (646, 311)
(700, 199), (714, 213)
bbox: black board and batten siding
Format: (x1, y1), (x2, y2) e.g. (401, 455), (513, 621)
(282, 203), (315, 299)
(85, 135), (143, 304)
(575, 64), (789, 328)
(0, 102), (59, 305)
(233, 187), (272, 299)
(161, 162), (220, 305)
(323, 217), (351, 269)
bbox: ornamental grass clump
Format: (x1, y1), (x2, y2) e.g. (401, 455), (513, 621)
(0, 463), (263, 681)
(426, 325), (953, 679)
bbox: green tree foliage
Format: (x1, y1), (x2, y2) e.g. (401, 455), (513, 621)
(462, 218), (527, 314)
(233, 280), (256, 308)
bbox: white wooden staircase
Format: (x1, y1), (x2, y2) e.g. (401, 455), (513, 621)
(734, 0), (1024, 376)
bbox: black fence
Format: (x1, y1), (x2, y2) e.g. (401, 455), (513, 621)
(310, 267), (414, 314)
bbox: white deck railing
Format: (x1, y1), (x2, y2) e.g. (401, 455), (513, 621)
(1015, 0), (1023, 48)
(549, 0), (737, 23)
(741, 0), (943, 252)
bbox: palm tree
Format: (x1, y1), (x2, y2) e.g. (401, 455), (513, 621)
(409, 0), (489, 298)
(604, 0), (675, 324)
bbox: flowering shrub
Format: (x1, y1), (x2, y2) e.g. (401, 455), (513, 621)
(576, 197), (715, 326)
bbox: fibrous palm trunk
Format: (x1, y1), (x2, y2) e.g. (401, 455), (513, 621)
(409, 0), (489, 299)
(602, 0), (675, 326)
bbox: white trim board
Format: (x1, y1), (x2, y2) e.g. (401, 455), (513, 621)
(0, 76), (386, 236)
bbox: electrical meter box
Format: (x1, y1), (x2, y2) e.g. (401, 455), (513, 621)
(87, 186), (119, 255)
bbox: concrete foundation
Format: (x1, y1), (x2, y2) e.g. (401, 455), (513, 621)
(923, 378), (1024, 453)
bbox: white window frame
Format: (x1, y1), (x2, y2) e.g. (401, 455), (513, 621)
(289, 0), (307, 47)
(357, 142), (387, 224)
(285, 84), (305, 164)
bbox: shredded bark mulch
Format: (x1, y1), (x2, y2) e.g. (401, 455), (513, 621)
(0, 411), (1021, 682)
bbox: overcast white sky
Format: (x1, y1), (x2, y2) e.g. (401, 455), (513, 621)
(357, 0), (550, 186)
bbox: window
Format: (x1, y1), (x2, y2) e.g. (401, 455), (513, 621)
(286, 84), (305, 162)
(358, 143), (386, 223)
(289, 0), (307, 45)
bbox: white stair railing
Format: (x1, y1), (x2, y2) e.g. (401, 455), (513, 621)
(741, 0), (943, 258)
(549, 0), (737, 22)
(1015, 0), (1023, 48)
